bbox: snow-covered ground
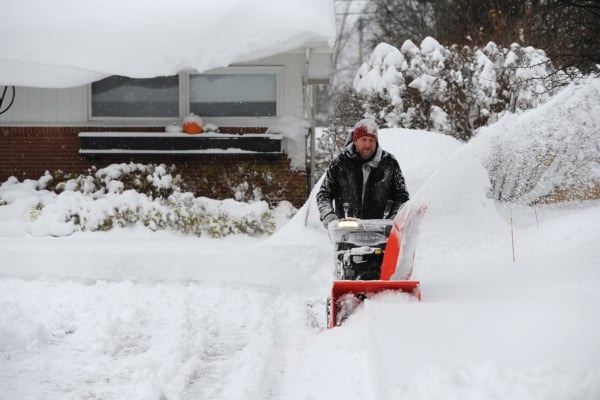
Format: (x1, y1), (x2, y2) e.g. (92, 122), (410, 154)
(2, 83), (600, 399)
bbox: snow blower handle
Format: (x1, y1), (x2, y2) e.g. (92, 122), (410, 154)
(343, 202), (350, 219)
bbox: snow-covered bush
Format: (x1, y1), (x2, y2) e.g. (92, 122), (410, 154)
(353, 37), (572, 140)
(0, 163), (286, 237)
(49, 163), (182, 199)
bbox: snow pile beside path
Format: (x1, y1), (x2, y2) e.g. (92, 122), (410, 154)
(378, 128), (463, 192)
(474, 77), (600, 203)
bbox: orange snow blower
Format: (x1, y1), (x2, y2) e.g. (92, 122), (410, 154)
(327, 203), (427, 328)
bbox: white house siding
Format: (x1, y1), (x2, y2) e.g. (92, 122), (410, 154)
(0, 86), (87, 125)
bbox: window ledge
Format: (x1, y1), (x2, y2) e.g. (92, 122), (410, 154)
(78, 131), (282, 154)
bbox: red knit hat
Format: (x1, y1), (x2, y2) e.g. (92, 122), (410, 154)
(353, 119), (378, 141)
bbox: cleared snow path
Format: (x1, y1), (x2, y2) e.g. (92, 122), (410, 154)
(0, 279), (322, 400)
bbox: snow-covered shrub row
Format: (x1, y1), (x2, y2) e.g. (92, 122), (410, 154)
(0, 163), (282, 237)
(354, 37), (575, 140)
(45, 163), (183, 199)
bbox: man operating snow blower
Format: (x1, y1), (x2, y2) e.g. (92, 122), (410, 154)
(317, 118), (409, 227)
(316, 119), (422, 327)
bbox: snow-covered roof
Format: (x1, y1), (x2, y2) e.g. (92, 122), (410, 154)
(1, 0), (336, 88)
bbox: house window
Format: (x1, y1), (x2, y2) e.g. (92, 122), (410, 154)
(91, 75), (180, 118)
(89, 67), (282, 120)
(189, 74), (277, 117)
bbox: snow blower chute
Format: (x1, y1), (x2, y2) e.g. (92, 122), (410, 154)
(326, 203), (427, 328)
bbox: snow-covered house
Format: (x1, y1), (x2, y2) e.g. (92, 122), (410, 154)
(0, 0), (336, 207)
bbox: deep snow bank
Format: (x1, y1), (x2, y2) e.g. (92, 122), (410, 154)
(473, 77), (600, 203)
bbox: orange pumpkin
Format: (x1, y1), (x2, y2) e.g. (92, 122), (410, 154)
(182, 122), (203, 134)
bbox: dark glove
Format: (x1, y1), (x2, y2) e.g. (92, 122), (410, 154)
(322, 213), (338, 229)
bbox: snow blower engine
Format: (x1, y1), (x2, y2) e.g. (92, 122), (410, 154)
(330, 218), (393, 281)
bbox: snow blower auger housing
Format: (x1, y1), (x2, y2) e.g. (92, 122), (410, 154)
(326, 204), (426, 328)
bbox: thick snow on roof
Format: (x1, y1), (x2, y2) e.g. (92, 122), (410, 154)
(1, 0), (336, 88)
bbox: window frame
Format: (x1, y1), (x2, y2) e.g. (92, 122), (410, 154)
(88, 74), (182, 121)
(88, 66), (285, 126)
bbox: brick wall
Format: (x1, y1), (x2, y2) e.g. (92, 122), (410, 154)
(0, 126), (307, 208)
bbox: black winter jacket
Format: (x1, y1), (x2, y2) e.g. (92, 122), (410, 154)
(316, 142), (409, 221)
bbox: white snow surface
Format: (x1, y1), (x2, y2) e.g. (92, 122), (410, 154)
(2, 91), (600, 398)
(0, 0), (336, 88)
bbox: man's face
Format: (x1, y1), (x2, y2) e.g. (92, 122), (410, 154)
(354, 135), (377, 160)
